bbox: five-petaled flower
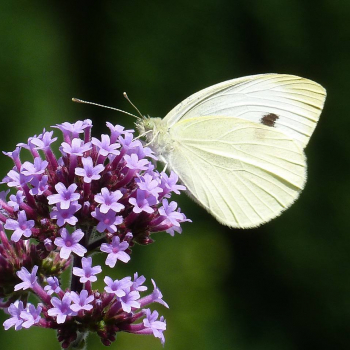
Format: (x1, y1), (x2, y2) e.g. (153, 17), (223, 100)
(54, 228), (87, 259)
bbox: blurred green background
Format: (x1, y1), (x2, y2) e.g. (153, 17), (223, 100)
(0, 1), (349, 349)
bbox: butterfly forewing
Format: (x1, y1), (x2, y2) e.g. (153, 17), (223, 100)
(163, 74), (326, 149)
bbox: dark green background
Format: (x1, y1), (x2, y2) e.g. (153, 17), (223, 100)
(0, 1), (349, 349)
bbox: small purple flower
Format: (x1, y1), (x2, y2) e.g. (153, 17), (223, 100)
(8, 190), (24, 211)
(3, 301), (26, 330)
(136, 174), (162, 198)
(134, 142), (157, 160)
(166, 224), (183, 236)
(91, 134), (120, 157)
(124, 154), (149, 171)
(3, 147), (21, 164)
(50, 202), (82, 227)
(61, 138), (92, 156)
(21, 157), (48, 177)
(29, 174), (49, 195)
(0, 189), (9, 202)
(104, 276), (132, 297)
(159, 199), (185, 227)
(132, 273), (147, 292)
(30, 131), (57, 150)
(129, 189), (157, 214)
(14, 266), (38, 291)
(54, 120), (92, 142)
(118, 133), (140, 152)
(54, 121), (88, 135)
(21, 304), (42, 328)
(138, 279), (169, 309)
(4, 210), (35, 242)
(119, 290), (140, 313)
(4, 169), (23, 188)
(75, 157), (104, 183)
(54, 228), (87, 259)
(44, 277), (62, 295)
(94, 188), (124, 214)
(106, 122), (133, 141)
(100, 236), (130, 268)
(69, 290), (94, 312)
(18, 133), (43, 153)
(142, 309), (166, 345)
(72, 257), (102, 283)
(47, 183), (80, 209)
(160, 171), (186, 197)
(150, 279), (169, 308)
(48, 293), (77, 324)
(91, 208), (123, 233)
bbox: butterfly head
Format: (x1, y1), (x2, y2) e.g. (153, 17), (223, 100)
(135, 116), (152, 134)
(136, 117), (171, 157)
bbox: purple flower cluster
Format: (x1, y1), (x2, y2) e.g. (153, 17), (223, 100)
(0, 120), (190, 348)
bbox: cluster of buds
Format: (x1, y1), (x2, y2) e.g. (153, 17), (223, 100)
(0, 120), (190, 348)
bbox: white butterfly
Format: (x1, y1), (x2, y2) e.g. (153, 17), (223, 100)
(135, 74), (326, 228)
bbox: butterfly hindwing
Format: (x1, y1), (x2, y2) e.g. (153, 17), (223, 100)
(167, 115), (306, 228)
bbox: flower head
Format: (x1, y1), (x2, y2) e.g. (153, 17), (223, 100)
(0, 120), (190, 347)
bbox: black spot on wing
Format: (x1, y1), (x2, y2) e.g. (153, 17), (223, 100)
(260, 113), (279, 127)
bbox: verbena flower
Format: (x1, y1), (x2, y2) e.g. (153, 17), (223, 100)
(0, 120), (190, 348)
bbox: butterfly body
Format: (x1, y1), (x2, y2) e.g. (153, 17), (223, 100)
(136, 74), (326, 228)
(137, 117), (172, 162)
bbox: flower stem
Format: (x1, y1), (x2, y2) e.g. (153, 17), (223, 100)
(71, 254), (83, 292)
(63, 330), (88, 350)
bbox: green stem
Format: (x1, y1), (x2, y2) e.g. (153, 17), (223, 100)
(64, 331), (88, 350)
(71, 254), (83, 292)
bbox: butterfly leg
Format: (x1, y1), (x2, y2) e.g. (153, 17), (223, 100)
(145, 131), (159, 147)
(161, 163), (168, 173)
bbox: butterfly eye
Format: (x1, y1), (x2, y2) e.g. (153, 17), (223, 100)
(142, 119), (155, 132)
(144, 120), (151, 128)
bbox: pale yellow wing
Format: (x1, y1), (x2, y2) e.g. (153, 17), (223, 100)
(164, 74), (326, 149)
(167, 115), (307, 228)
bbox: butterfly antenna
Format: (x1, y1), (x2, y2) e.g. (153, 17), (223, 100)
(123, 92), (144, 119)
(72, 98), (140, 120)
